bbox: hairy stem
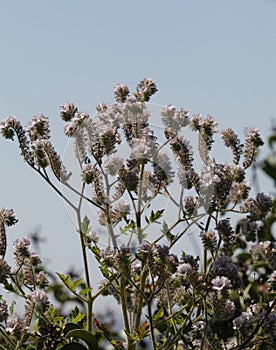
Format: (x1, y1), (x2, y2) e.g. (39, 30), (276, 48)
(137, 163), (145, 244)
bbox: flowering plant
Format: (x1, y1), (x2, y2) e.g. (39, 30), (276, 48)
(0, 79), (275, 349)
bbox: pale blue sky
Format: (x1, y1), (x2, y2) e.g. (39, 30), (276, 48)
(0, 0), (276, 273)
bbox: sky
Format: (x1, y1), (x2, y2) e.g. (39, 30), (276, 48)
(0, 0), (276, 278)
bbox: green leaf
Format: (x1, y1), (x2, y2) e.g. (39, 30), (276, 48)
(136, 321), (149, 338)
(268, 135), (276, 148)
(119, 221), (135, 234)
(99, 266), (110, 279)
(89, 246), (101, 261)
(149, 209), (164, 223)
(57, 273), (83, 293)
(153, 307), (164, 321)
(71, 312), (86, 324)
(69, 306), (86, 324)
(81, 215), (91, 235)
(25, 344), (35, 350)
(4, 281), (16, 293)
(71, 278), (84, 291)
(61, 343), (87, 350)
(46, 305), (64, 325)
(66, 329), (98, 350)
(63, 322), (82, 336)
(70, 306), (81, 319)
(79, 287), (92, 296)
(162, 221), (175, 243)
(262, 159), (276, 182)
(124, 329), (139, 342)
(252, 261), (269, 269)
(9, 300), (16, 315)
(31, 318), (40, 333)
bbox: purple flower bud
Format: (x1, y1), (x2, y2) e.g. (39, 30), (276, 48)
(13, 237), (31, 249)
(29, 290), (48, 304)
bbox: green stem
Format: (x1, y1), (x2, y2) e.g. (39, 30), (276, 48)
(164, 187), (179, 209)
(200, 297), (209, 350)
(63, 180), (103, 210)
(105, 206), (117, 248)
(120, 275), (135, 349)
(39, 168), (78, 211)
(103, 171), (117, 248)
(9, 274), (26, 298)
(168, 214), (206, 249)
(234, 298), (276, 350)
(203, 215), (212, 273)
(166, 283), (177, 335)
(164, 301), (195, 348)
(92, 273), (119, 301)
(147, 300), (157, 350)
(135, 265), (148, 330)
(77, 183), (93, 332)
(0, 327), (16, 349)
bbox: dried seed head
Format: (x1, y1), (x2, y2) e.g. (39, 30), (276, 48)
(114, 84), (130, 103)
(60, 102), (78, 122)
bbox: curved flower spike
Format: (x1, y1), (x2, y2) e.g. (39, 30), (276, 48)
(0, 116), (34, 166)
(43, 140), (72, 182)
(0, 208), (18, 258)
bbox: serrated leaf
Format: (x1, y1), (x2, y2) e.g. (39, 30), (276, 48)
(66, 329), (98, 350)
(48, 305), (56, 320)
(70, 306), (80, 319)
(71, 278), (84, 291)
(119, 221), (135, 234)
(162, 221), (169, 233)
(149, 209), (164, 223)
(71, 313), (86, 324)
(79, 287), (92, 296)
(69, 306), (86, 324)
(162, 221), (174, 243)
(48, 312), (64, 325)
(57, 273), (83, 293)
(70, 306), (85, 323)
(4, 281), (16, 293)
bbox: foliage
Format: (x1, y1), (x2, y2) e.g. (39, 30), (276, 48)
(0, 79), (275, 349)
